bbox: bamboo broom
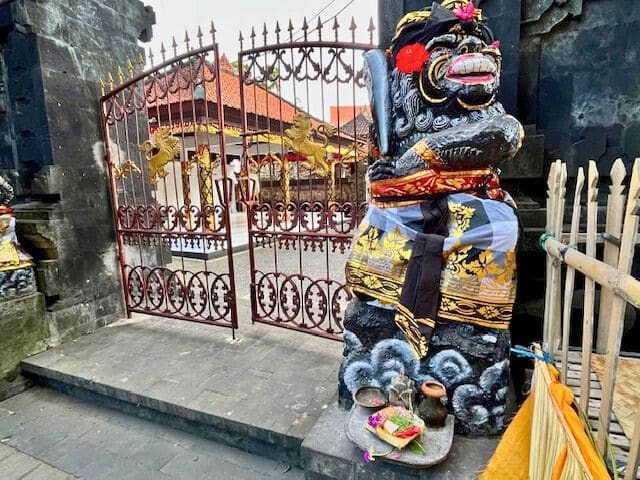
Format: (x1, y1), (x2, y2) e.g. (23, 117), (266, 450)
(529, 345), (610, 480)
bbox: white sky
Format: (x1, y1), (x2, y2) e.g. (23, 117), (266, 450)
(142, 0), (379, 119)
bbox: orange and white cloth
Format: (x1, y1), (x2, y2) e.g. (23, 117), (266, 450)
(481, 352), (610, 480)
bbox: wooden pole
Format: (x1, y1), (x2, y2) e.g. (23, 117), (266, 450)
(549, 162), (567, 352)
(542, 237), (640, 309)
(596, 158), (627, 353)
(579, 161), (598, 412)
(625, 414), (640, 480)
(543, 161), (560, 347)
(597, 158), (640, 453)
(561, 167), (584, 382)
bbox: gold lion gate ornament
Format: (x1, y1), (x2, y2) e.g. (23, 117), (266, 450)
(140, 127), (180, 185)
(283, 113), (337, 203)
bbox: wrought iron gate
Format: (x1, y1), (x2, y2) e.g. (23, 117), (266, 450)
(100, 35), (238, 332)
(100, 18), (376, 340)
(237, 19), (375, 340)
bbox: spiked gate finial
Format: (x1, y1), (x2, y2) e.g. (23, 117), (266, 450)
(117, 65), (125, 84)
(210, 21), (217, 43)
(197, 26), (204, 48)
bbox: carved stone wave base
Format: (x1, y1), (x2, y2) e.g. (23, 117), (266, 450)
(339, 298), (515, 436)
(346, 406), (454, 468)
(0, 267), (36, 299)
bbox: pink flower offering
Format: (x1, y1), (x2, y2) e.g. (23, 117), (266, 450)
(454, 2), (476, 22)
(367, 412), (384, 429)
(372, 398), (383, 406)
(363, 449), (375, 463)
(491, 40), (501, 49)
(390, 452), (402, 460)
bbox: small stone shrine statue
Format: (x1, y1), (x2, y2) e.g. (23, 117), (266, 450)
(339, 0), (523, 435)
(0, 176), (35, 298)
(388, 373), (415, 411)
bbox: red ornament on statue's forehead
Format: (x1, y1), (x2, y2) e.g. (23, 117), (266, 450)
(395, 43), (431, 74)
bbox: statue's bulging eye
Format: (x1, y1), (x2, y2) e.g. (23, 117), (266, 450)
(459, 45), (469, 54)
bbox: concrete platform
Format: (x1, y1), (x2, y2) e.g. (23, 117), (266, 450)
(19, 310), (501, 478)
(21, 313), (342, 467)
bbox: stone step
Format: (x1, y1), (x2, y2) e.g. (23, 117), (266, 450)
(20, 313), (342, 469)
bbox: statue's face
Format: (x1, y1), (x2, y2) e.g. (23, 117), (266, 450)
(419, 33), (501, 110)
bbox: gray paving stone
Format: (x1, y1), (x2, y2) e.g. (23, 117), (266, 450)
(0, 387), (305, 479)
(0, 450), (42, 479)
(160, 451), (271, 480)
(126, 437), (182, 470)
(0, 443), (15, 462)
(20, 464), (73, 480)
(21, 311), (341, 463)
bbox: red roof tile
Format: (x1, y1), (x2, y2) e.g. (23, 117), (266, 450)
(147, 56), (298, 124)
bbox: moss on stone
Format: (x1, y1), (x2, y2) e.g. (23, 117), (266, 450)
(0, 293), (48, 380)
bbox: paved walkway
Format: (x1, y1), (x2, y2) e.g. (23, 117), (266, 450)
(0, 443), (71, 480)
(0, 387), (304, 479)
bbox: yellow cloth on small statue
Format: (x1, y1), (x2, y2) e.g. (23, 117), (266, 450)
(0, 237), (20, 268)
(480, 394), (532, 480)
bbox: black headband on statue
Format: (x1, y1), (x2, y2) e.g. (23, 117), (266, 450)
(389, 1), (495, 56)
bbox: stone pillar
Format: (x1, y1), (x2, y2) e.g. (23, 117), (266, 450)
(0, 0), (154, 393)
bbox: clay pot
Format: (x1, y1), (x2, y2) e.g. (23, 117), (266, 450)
(416, 381), (448, 427)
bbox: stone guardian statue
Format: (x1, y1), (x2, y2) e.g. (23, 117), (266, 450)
(339, 0), (523, 435)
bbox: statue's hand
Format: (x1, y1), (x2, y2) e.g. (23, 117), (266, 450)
(368, 157), (395, 182)
(412, 115), (524, 170)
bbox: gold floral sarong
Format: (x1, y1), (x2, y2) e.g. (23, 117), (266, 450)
(346, 192), (518, 358)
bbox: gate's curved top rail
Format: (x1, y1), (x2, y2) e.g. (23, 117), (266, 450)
(240, 40), (375, 56)
(100, 42), (218, 102)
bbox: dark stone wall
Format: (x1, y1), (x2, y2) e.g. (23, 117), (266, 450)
(520, 0), (640, 175)
(0, 0), (154, 347)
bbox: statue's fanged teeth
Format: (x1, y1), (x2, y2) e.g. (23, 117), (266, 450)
(445, 53), (497, 85)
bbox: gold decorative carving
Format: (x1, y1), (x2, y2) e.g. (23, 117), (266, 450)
(113, 160), (142, 180)
(0, 237), (21, 270)
(284, 113), (336, 177)
(140, 128), (181, 185)
(181, 158), (195, 227)
(195, 145), (217, 230)
(180, 144), (218, 229)
(283, 113), (338, 201)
